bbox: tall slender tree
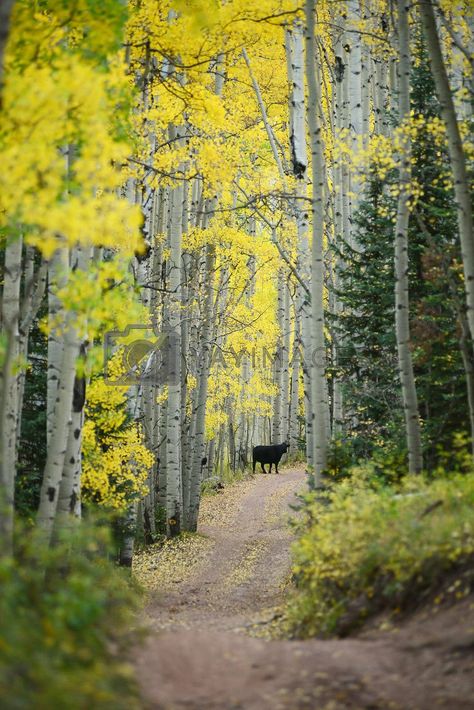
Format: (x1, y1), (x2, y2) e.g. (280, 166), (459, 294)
(394, 0), (423, 473)
(419, 0), (474, 346)
(305, 0), (329, 481)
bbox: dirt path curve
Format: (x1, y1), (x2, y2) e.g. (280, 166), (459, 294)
(134, 468), (474, 710)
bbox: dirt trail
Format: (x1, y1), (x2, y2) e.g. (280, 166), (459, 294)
(134, 467), (474, 709)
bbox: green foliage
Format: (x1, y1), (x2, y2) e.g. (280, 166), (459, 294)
(325, 435), (407, 485)
(288, 471), (474, 638)
(16, 318), (48, 519)
(0, 522), (141, 709)
(332, 50), (469, 469)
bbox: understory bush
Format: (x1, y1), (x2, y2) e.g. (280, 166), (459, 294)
(289, 470), (474, 637)
(0, 522), (141, 709)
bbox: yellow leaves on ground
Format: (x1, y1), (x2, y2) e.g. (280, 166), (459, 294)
(133, 534), (214, 593)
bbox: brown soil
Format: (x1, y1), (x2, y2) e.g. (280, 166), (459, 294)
(134, 467), (474, 709)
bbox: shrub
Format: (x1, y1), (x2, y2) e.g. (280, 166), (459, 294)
(0, 521), (141, 709)
(324, 434), (408, 485)
(289, 470), (474, 637)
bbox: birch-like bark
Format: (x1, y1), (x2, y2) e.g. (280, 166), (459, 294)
(37, 306), (80, 542)
(305, 0), (328, 480)
(207, 438), (215, 476)
(237, 242), (255, 470)
(184, 59), (225, 523)
(47, 248), (68, 444)
(373, 58), (389, 136)
(243, 47), (286, 181)
(56, 370), (84, 524)
(394, 0), (423, 474)
(347, 0), (363, 232)
(165, 179), (183, 536)
(272, 268), (284, 443)
(281, 279), (291, 442)
(286, 22), (314, 469)
(181, 185), (204, 518)
(119, 501), (137, 567)
(288, 307), (301, 457)
(186, 242), (216, 530)
(419, 0), (474, 345)
(180, 177), (194, 489)
(361, 43), (371, 152)
(142, 384), (157, 542)
(158, 396), (168, 510)
(0, 234), (23, 546)
(55, 245), (91, 528)
(332, 15), (350, 434)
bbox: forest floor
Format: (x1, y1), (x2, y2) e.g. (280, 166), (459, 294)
(133, 466), (474, 709)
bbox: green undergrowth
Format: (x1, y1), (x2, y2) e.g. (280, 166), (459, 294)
(0, 521), (141, 709)
(288, 469), (474, 638)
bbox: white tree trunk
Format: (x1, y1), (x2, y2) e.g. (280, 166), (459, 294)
(394, 0), (423, 474)
(305, 0), (328, 481)
(419, 0), (474, 346)
(0, 234), (23, 546)
(286, 20), (314, 469)
(55, 245), (91, 528)
(37, 307), (80, 542)
(281, 279), (291, 442)
(272, 268), (284, 442)
(186, 242), (215, 530)
(47, 248), (68, 444)
(165, 180), (183, 536)
(119, 501), (137, 567)
(288, 307), (301, 457)
(56, 398), (84, 523)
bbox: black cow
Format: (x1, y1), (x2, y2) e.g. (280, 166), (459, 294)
(252, 442), (288, 475)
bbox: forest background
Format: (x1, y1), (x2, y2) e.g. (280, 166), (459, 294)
(0, 0), (473, 705)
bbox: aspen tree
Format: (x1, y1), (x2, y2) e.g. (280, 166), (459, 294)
(285, 22), (314, 469)
(272, 270), (284, 442)
(165, 175), (184, 536)
(180, 178), (193, 490)
(56, 363), (85, 523)
(46, 248), (68, 445)
(187, 236), (216, 530)
(347, 0), (364, 231)
(394, 0), (423, 473)
(305, 0), (328, 480)
(55, 249), (92, 528)
(332, 14), (350, 434)
(419, 0), (474, 347)
(0, 233), (23, 546)
(37, 291), (81, 541)
(281, 278), (291, 441)
(186, 55), (227, 527)
(288, 300), (301, 457)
